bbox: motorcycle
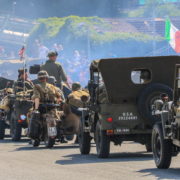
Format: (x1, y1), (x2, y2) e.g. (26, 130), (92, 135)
(29, 103), (63, 148)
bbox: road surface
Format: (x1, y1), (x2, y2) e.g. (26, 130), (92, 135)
(0, 138), (180, 180)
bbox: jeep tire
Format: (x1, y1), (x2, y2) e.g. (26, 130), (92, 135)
(152, 123), (172, 169)
(95, 121), (110, 158)
(79, 118), (91, 155)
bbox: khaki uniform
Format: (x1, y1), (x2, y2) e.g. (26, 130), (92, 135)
(68, 90), (89, 108)
(32, 82), (61, 103)
(32, 82), (63, 123)
(41, 60), (67, 86)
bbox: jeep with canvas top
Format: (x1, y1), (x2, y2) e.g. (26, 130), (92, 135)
(78, 56), (180, 158)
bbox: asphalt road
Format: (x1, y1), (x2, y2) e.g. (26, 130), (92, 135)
(0, 138), (180, 180)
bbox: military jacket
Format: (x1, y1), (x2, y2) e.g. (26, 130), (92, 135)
(68, 90), (89, 108)
(41, 60), (67, 85)
(32, 82), (61, 103)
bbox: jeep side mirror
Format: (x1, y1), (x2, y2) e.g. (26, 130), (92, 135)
(29, 64), (41, 74)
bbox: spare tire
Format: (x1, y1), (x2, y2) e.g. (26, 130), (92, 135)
(137, 83), (173, 125)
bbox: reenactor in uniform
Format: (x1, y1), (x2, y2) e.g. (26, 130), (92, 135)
(67, 82), (89, 109)
(41, 51), (69, 89)
(13, 68), (34, 93)
(65, 83), (89, 143)
(0, 69), (33, 115)
(32, 71), (62, 110)
(31, 70), (67, 143)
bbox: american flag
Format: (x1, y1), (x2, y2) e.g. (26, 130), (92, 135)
(18, 46), (25, 60)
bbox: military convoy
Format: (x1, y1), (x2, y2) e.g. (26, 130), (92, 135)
(0, 55), (180, 169)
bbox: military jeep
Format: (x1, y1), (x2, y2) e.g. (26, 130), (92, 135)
(152, 63), (180, 169)
(79, 56), (180, 158)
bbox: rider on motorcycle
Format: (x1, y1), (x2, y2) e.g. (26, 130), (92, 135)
(30, 71), (65, 147)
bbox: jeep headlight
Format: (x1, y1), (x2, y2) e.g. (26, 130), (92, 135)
(20, 114), (26, 120)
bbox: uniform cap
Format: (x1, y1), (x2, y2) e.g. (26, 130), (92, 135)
(47, 51), (58, 57)
(72, 82), (81, 91)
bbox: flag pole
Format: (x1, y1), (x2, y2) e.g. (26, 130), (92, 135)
(23, 45), (26, 94)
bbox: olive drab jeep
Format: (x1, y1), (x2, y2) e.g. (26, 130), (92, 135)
(152, 63), (180, 169)
(79, 56), (180, 158)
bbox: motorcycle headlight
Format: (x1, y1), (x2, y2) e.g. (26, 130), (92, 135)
(20, 114), (26, 120)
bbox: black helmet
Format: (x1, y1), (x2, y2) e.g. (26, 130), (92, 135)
(47, 51), (58, 57)
(72, 82), (81, 91)
(38, 70), (49, 80)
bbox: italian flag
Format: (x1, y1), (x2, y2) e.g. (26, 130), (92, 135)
(165, 18), (180, 53)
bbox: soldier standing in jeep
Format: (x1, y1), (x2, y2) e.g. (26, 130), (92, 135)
(41, 51), (69, 89)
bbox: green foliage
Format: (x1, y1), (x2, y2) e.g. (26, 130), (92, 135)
(38, 17), (67, 38)
(90, 32), (163, 45)
(128, 0), (180, 17)
(29, 16), (162, 46)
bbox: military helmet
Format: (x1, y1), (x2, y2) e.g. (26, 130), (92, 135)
(47, 51), (58, 57)
(72, 82), (81, 91)
(38, 70), (49, 80)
